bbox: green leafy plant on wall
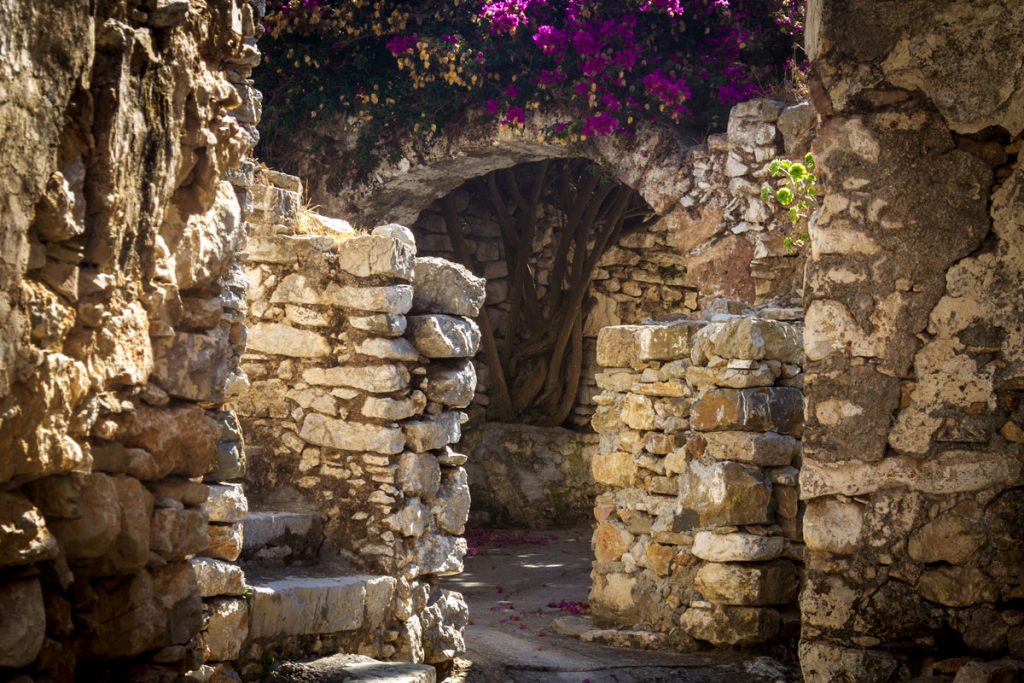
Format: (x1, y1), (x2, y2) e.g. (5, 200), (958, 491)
(760, 152), (817, 251)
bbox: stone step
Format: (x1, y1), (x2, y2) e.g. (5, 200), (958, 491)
(275, 653), (435, 682)
(245, 568), (397, 642)
(241, 510), (323, 564)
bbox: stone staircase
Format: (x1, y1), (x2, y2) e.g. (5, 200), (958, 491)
(238, 509), (416, 678)
(224, 167), (477, 677)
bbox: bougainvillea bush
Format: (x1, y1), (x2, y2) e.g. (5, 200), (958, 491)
(257, 0), (804, 173)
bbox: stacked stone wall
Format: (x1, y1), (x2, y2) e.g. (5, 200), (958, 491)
(232, 173), (478, 666)
(588, 304), (804, 651)
(0, 0), (261, 680)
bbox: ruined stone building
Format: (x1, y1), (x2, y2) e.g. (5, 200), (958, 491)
(0, 0), (1021, 682)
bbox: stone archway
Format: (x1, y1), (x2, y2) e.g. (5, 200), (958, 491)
(286, 99), (819, 671)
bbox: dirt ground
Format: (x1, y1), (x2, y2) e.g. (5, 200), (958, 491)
(441, 528), (796, 683)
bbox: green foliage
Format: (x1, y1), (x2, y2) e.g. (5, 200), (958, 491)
(760, 151), (817, 251)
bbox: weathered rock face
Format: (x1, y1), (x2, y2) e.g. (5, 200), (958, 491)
(800, 0), (1024, 679)
(0, 0), (260, 677)
(588, 307), (804, 648)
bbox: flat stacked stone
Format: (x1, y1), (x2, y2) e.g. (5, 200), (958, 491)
(588, 304), (804, 650)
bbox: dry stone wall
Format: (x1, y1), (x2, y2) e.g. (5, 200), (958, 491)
(0, 0), (261, 680)
(588, 303), (804, 652)
(799, 0), (1024, 680)
(232, 171), (477, 666)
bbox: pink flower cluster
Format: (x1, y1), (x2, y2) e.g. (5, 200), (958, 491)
(473, 0), (798, 136)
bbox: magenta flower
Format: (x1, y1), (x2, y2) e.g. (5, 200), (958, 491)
(504, 107), (527, 125)
(582, 112), (618, 136)
(386, 34), (418, 57)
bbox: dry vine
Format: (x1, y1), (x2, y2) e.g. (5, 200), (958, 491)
(439, 159), (656, 426)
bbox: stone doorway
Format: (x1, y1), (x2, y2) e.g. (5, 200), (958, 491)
(410, 158), (665, 531)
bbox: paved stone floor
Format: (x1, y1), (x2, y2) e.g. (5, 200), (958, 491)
(443, 528), (797, 683)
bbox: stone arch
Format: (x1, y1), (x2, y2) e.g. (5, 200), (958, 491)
(298, 101), (813, 310)
(296, 109), (701, 227)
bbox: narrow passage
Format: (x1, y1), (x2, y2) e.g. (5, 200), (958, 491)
(443, 528), (794, 683)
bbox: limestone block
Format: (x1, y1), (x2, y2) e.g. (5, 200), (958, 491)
(433, 467), (470, 535)
(204, 598), (248, 662)
(364, 576), (398, 625)
(694, 560), (799, 606)
(797, 641), (909, 683)
(421, 589), (469, 664)
(701, 431), (800, 466)
(679, 459), (772, 528)
(389, 498), (430, 537)
(372, 223), (417, 252)
(329, 284), (414, 314)
(800, 449), (1024, 498)
(209, 439), (246, 482)
(150, 506), (208, 562)
(622, 394), (657, 430)
(692, 532), (785, 562)
(336, 234), (415, 279)
(636, 321), (703, 361)
(303, 364), (410, 393)
(437, 448), (468, 467)
(300, 414), (405, 454)
(362, 392), (427, 421)
(190, 557), (246, 597)
(596, 325), (642, 368)
(242, 512), (321, 556)
(0, 578), (45, 668)
(356, 337), (419, 361)
(918, 567), (998, 607)
(397, 452), (442, 499)
(692, 317), (802, 364)
(680, 604), (780, 646)
(690, 387), (803, 435)
(952, 659), (1024, 683)
(0, 493), (58, 568)
(594, 522), (634, 562)
(247, 323), (330, 358)
(152, 331), (231, 402)
(645, 543), (677, 576)
(270, 273), (322, 304)
(411, 534), (467, 577)
(407, 315), (481, 358)
(350, 313), (407, 337)
(85, 564), (203, 658)
(251, 183), (300, 227)
(412, 257), (487, 317)
(907, 505), (985, 565)
(206, 523), (244, 562)
(203, 483), (248, 523)
(592, 451), (638, 487)
(147, 479), (209, 506)
(245, 234), (336, 265)
(403, 412), (463, 452)
(66, 300), (154, 385)
(777, 101), (817, 153)
(308, 213), (354, 236)
(425, 360), (477, 408)
(591, 572), (637, 614)
(802, 498), (864, 555)
(49, 472), (121, 561)
(248, 576), (367, 638)
(1, 353), (91, 483)
(685, 363), (777, 390)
